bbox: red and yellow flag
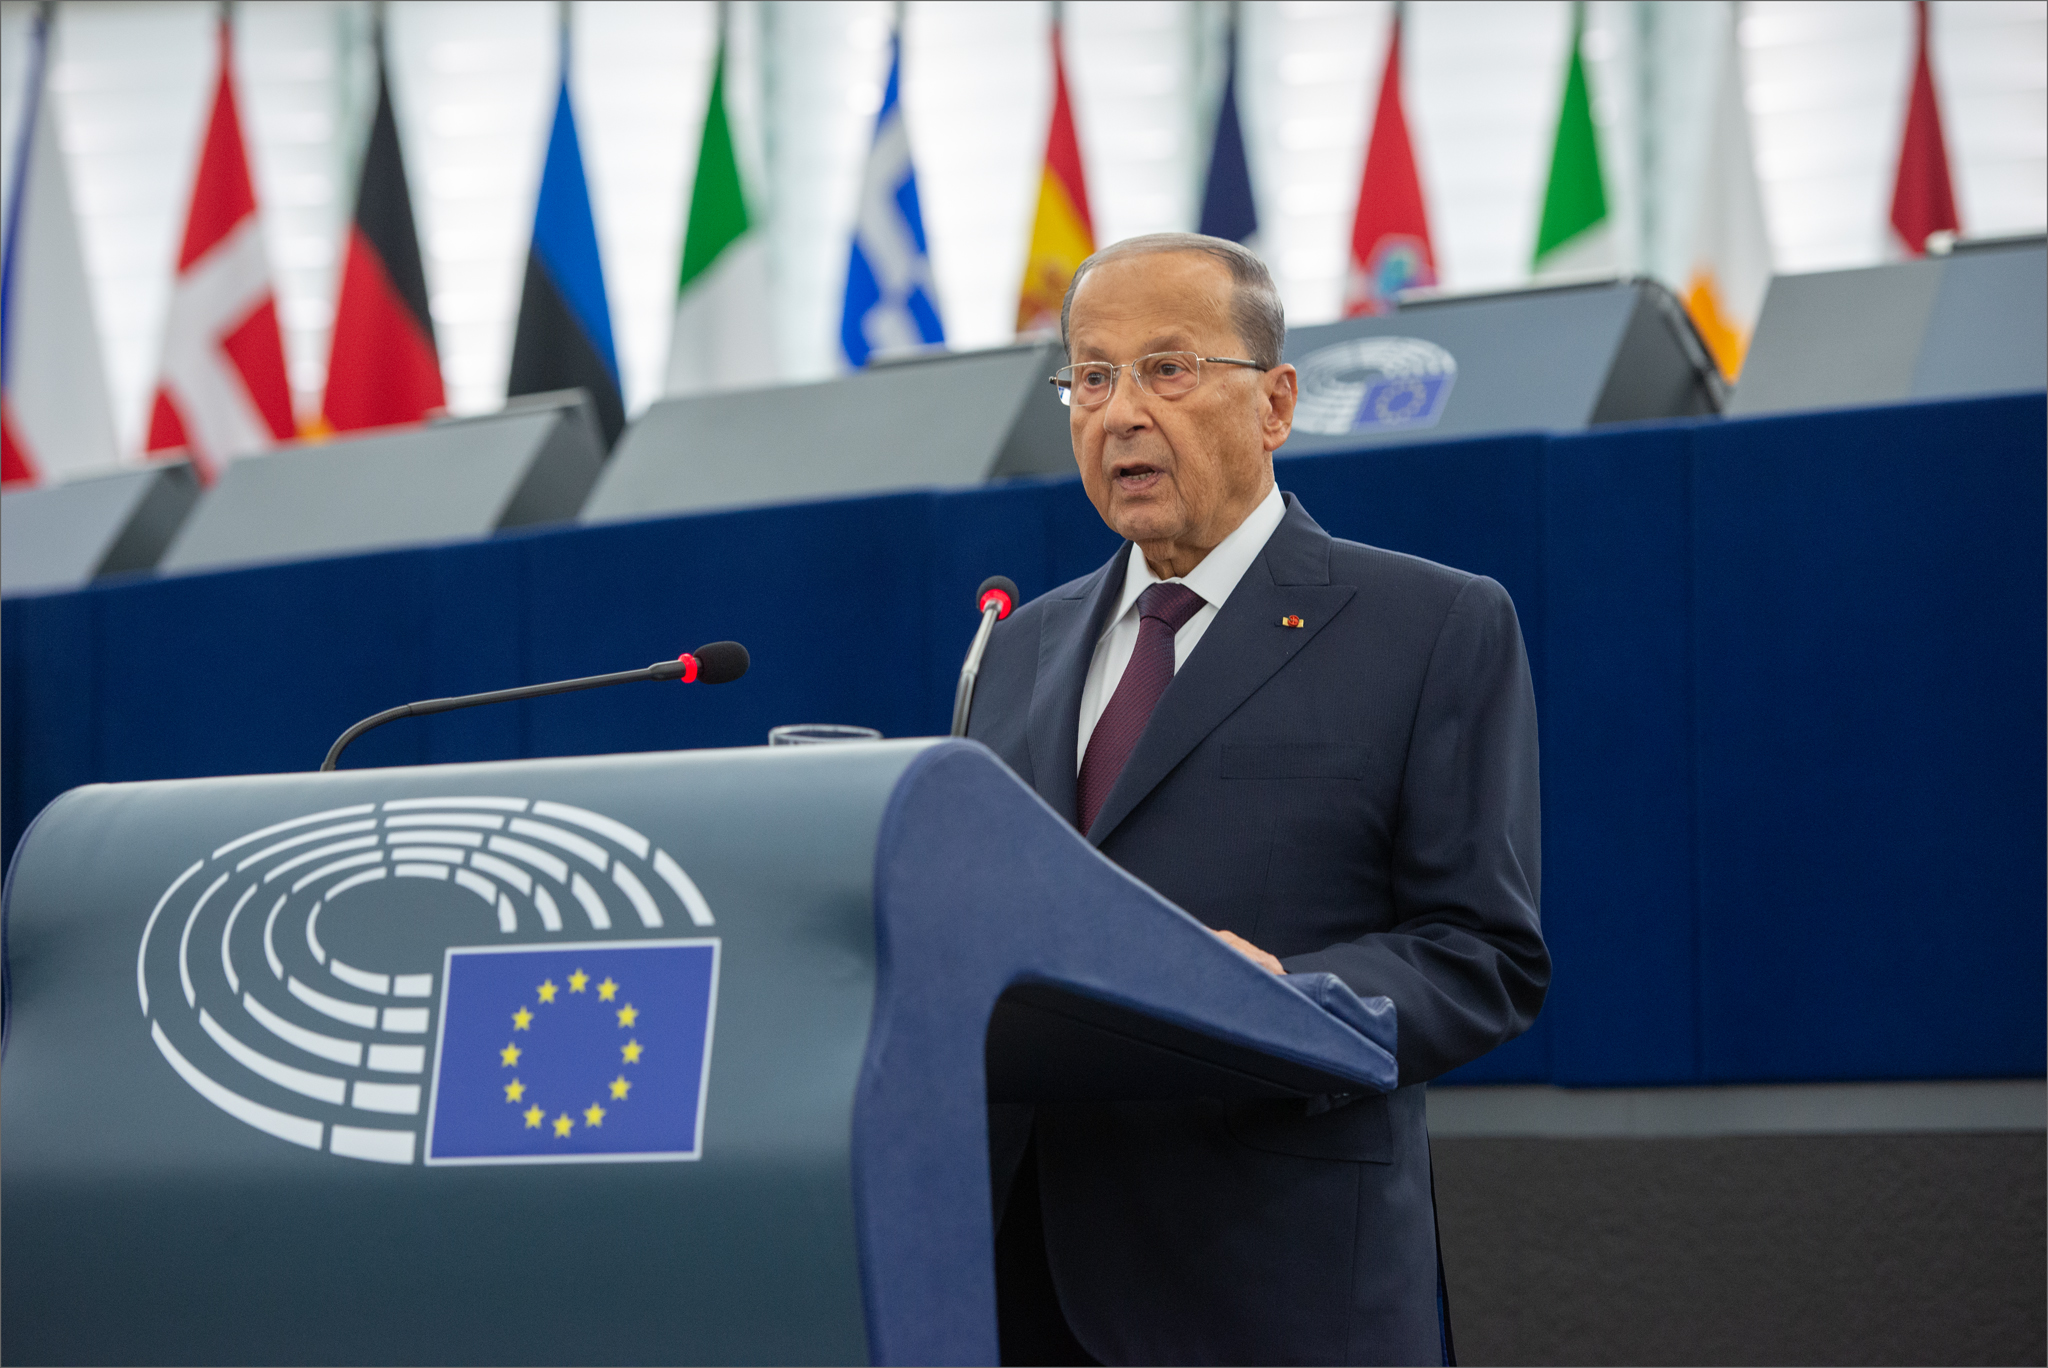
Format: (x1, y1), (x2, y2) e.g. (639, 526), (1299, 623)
(1017, 23), (1094, 336)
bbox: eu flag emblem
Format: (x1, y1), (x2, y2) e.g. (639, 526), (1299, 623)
(425, 939), (718, 1165)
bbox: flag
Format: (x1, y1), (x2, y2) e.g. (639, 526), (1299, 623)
(425, 941), (718, 1163)
(1344, 6), (1436, 316)
(1196, 17), (1256, 246)
(1531, 3), (1614, 277)
(508, 32), (624, 448)
(665, 23), (775, 397)
(840, 28), (944, 368)
(1, 7), (119, 487)
(1889, 0), (1959, 256)
(323, 18), (443, 433)
(144, 15), (295, 484)
(1017, 20), (1094, 337)
(1681, 24), (1772, 380)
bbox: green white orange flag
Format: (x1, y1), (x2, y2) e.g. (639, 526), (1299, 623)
(1682, 22), (1772, 379)
(665, 27), (775, 397)
(1531, 3), (1613, 278)
(1016, 21), (1094, 337)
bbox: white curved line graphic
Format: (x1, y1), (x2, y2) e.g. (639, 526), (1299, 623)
(264, 835), (380, 884)
(351, 1081), (421, 1115)
(653, 849), (715, 928)
(452, 868), (499, 908)
(180, 871), (233, 1008)
(533, 885), (564, 932)
(200, 1008), (346, 1104)
(532, 800), (650, 858)
(610, 862), (664, 929)
(330, 959), (390, 995)
(327, 867), (388, 899)
(368, 1043), (425, 1073)
(138, 859), (205, 1016)
(382, 797), (528, 812)
(263, 894), (287, 979)
(469, 852), (533, 896)
(153, 1021), (323, 1150)
(330, 1125), (414, 1164)
(306, 901), (328, 965)
(486, 835), (569, 884)
(569, 872), (612, 929)
(244, 992), (362, 1067)
(396, 863), (451, 880)
(235, 820), (378, 873)
(506, 818), (608, 871)
(495, 893), (518, 935)
(393, 973), (433, 998)
(384, 830), (483, 848)
(288, 975), (379, 1029)
(212, 804), (374, 859)
(291, 850), (384, 895)
(220, 884), (258, 995)
(385, 813), (503, 831)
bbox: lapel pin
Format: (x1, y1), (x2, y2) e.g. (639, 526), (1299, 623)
(1280, 615), (1305, 629)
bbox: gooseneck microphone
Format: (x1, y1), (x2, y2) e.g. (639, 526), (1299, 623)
(320, 641), (750, 772)
(951, 576), (1018, 737)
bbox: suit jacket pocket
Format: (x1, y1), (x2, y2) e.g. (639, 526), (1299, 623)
(1221, 743), (1370, 780)
(1224, 1093), (1392, 1163)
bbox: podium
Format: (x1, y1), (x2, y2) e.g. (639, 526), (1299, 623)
(1, 739), (1395, 1365)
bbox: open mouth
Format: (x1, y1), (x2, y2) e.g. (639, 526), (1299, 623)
(1111, 461), (1166, 492)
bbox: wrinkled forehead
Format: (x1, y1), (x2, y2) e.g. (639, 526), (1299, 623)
(1066, 251), (1240, 359)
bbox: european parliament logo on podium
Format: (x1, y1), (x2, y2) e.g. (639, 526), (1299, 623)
(426, 941), (719, 1164)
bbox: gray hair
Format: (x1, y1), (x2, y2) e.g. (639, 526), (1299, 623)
(1059, 232), (1287, 371)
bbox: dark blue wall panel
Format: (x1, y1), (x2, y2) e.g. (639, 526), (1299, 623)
(5, 393), (2043, 1086)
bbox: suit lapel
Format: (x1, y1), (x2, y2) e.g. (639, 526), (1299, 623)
(1026, 553), (1127, 826)
(1085, 496), (1356, 846)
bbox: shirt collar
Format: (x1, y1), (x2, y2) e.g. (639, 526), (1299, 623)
(1105, 484), (1287, 633)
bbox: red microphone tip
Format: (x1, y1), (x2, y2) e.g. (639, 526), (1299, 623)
(676, 651), (699, 683)
(981, 589), (1015, 620)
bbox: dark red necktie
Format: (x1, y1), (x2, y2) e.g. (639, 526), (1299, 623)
(1077, 581), (1206, 834)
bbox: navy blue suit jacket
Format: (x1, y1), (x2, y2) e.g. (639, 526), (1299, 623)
(967, 493), (1548, 1365)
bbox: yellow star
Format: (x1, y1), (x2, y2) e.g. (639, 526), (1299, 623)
(583, 1102), (606, 1128)
(512, 1006), (534, 1031)
(504, 1078), (525, 1103)
(524, 1104), (545, 1129)
(500, 1042), (521, 1067)
(616, 1003), (638, 1028)
(621, 1038), (643, 1064)
(609, 1074), (632, 1100)
(597, 977), (618, 1001)
(537, 979), (558, 1004)
(553, 1112), (575, 1137)
(568, 969), (589, 993)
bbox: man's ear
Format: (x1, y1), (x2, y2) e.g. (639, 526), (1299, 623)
(1260, 365), (1298, 453)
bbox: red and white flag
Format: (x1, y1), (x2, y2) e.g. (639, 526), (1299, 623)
(144, 17), (294, 483)
(1889, 0), (1960, 256)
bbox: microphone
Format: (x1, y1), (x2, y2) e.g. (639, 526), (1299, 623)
(320, 641), (750, 771)
(951, 576), (1018, 737)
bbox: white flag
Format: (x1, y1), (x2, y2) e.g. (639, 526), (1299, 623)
(1681, 22), (1773, 380)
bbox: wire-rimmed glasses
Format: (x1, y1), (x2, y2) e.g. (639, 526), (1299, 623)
(1050, 351), (1266, 408)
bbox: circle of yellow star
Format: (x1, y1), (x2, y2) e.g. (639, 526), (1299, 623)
(583, 1102), (606, 1128)
(553, 1113), (575, 1137)
(504, 1078), (525, 1103)
(537, 979), (558, 1004)
(512, 1006), (534, 1031)
(609, 1074), (632, 1100)
(500, 1042), (521, 1067)
(568, 969), (589, 993)
(621, 1038), (643, 1064)
(616, 1003), (638, 1028)
(523, 1105), (545, 1129)
(597, 977), (619, 1002)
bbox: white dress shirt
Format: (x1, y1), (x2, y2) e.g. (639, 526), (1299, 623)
(1076, 484), (1288, 770)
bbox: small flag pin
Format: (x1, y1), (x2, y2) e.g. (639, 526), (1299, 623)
(1280, 615), (1305, 629)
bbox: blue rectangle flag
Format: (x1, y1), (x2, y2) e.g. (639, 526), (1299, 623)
(426, 939), (718, 1164)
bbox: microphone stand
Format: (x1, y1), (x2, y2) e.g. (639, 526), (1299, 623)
(951, 576), (1018, 737)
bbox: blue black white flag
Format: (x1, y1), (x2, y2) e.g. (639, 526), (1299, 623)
(426, 940), (718, 1164)
(839, 31), (944, 368)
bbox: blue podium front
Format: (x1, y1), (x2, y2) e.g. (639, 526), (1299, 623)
(2, 740), (1396, 1365)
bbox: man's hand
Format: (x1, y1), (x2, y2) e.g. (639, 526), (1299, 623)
(1213, 928), (1285, 975)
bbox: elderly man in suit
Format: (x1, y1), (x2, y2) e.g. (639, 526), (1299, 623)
(965, 233), (1549, 1366)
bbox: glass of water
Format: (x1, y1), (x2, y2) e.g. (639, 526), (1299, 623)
(768, 724), (884, 746)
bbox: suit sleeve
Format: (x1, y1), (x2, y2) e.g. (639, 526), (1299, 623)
(1279, 574), (1550, 1085)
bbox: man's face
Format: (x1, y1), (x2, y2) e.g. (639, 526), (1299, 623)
(1064, 252), (1297, 574)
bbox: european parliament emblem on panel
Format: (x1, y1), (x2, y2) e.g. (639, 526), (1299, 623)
(426, 941), (718, 1164)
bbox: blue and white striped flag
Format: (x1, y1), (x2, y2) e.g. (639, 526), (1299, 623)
(839, 33), (944, 368)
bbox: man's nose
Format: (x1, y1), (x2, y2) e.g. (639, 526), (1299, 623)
(1098, 368), (1151, 437)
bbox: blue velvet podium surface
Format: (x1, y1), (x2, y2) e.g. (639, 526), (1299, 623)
(1, 739), (1395, 1366)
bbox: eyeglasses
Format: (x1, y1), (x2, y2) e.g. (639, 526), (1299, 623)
(1050, 351), (1266, 408)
